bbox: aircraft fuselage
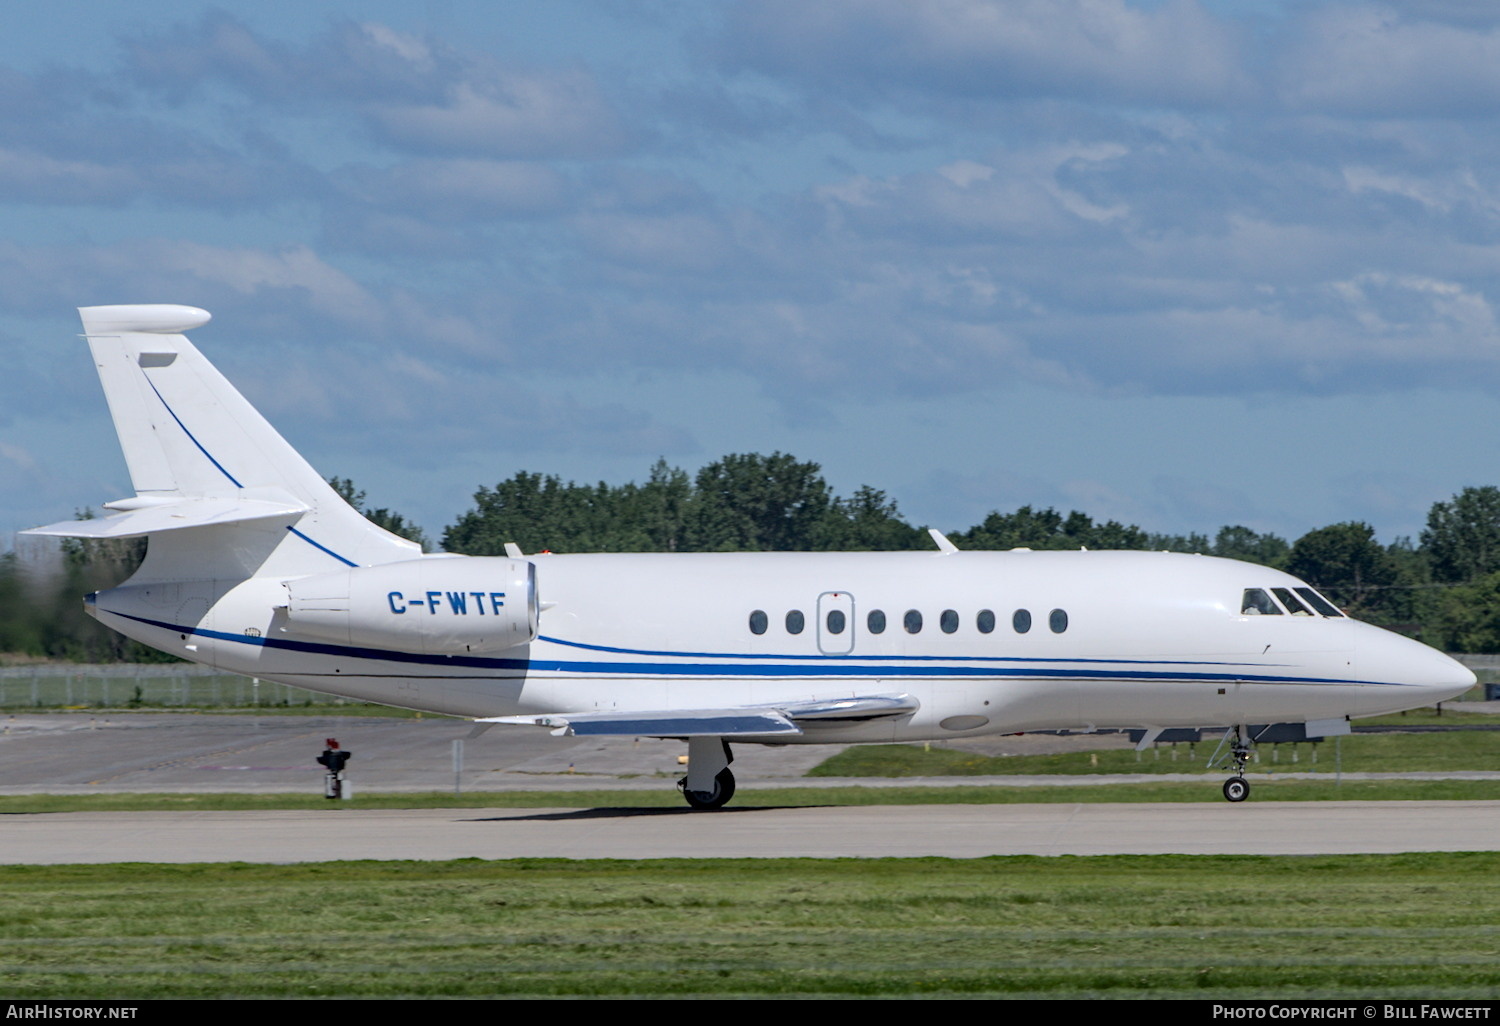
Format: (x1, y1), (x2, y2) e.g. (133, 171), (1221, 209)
(89, 548), (1471, 743)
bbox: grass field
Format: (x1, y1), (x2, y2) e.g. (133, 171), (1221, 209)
(4, 854), (1499, 998)
(1361, 708), (1497, 726)
(3, 777), (1500, 814)
(5, 708), (1498, 999)
(810, 728), (1500, 777)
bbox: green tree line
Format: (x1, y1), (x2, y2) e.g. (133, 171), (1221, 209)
(439, 455), (1500, 650)
(0, 480), (432, 662)
(8, 455), (1500, 658)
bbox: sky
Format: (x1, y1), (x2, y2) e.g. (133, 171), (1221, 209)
(6, 0), (1500, 549)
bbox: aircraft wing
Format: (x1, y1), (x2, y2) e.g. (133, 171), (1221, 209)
(489, 709), (802, 737)
(22, 497), (309, 539)
(484, 693), (919, 738)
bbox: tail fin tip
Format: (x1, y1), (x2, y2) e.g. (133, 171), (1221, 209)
(79, 305), (211, 336)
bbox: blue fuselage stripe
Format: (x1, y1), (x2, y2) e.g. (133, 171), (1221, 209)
(105, 610), (1407, 688)
(536, 634), (1279, 667)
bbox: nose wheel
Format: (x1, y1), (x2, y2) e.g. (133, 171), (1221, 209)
(1218, 728), (1253, 803)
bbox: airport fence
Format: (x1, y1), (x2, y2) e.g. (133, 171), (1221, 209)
(0, 664), (332, 709)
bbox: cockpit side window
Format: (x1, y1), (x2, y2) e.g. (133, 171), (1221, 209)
(1241, 588), (1282, 615)
(1295, 587), (1345, 617)
(1272, 588), (1314, 616)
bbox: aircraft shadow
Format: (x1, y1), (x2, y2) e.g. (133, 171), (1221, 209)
(465, 805), (824, 822)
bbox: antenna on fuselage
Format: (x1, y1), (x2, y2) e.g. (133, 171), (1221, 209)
(928, 528), (958, 555)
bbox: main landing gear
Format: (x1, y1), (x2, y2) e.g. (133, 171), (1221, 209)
(678, 737), (736, 810)
(680, 768), (737, 809)
(1216, 727), (1253, 803)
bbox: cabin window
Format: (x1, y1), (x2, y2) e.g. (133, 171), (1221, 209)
(1241, 588), (1281, 616)
(786, 610), (805, 634)
(826, 609), (846, 634)
(867, 609), (886, 634)
(1049, 608), (1068, 633)
(904, 609), (923, 634)
(1295, 587), (1344, 617)
(1273, 588), (1314, 616)
(977, 609), (996, 634)
(1013, 609), (1032, 633)
(940, 609), (959, 634)
(749, 610), (768, 635)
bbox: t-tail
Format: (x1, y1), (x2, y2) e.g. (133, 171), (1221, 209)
(26, 305), (537, 668)
(25, 305), (422, 582)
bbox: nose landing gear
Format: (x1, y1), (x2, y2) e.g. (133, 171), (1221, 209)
(1215, 727), (1253, 803)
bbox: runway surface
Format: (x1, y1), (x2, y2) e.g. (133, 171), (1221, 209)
(0, 712), (837, 793)
(6, 711), (1498, 794)
(5, 800), (1499, 863)
(5, 712), (1500, 863)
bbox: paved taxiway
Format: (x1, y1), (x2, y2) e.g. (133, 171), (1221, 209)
(4, 712), (1499, 862)
(11, 710), (1497, 794)
(0, 712), (840, 793)
(6, 801), (1500, 863)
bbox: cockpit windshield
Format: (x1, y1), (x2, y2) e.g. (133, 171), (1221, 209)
(1241, 588), (1281, 615)
(1240, 585), (1346, 618)
(1272, 587), (1314, 616)
(1295, 587), (1344, 617)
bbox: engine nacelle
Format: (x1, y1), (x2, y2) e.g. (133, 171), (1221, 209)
(283, 557), (538, 655)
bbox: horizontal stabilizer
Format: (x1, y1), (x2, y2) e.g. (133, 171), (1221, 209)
(484, 709), (803, 737)
(23, 496), (309, 540)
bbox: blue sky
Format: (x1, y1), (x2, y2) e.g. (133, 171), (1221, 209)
(6, 0), (1500, 548)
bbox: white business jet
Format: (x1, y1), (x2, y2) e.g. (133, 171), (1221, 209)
(25, 305), (1475, 806)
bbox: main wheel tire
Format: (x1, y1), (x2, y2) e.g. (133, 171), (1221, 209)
(681, 768), (737, 810)
(1223, 776), (1250, 803)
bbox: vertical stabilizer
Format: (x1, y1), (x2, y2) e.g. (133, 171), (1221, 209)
(73, 304), (420, 578)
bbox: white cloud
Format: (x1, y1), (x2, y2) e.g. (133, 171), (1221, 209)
(358, 22), (435, 69)
(936, 160), (994, 188)
(723, 0), (1249, 108)
(1343, 165), (1500, 221)
(0, 442), (34, 471)
(125, 13), (451, 106)
(1328, 271), (1500, 344)
(166, 244), (381, 328)
(123, 13), (633, 161)
(1279, 5), (1500, 115)
(235, 348), (696, 463)
(573, 210), (731, 272)
(0, 148), (139, 204)
(372, 74), (632, 159)
(8, 4), (1500, 416)
(336, 159), (569, 221)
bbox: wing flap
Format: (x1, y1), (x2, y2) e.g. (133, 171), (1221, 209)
(484, 693), (919, 738)
(781, 694), (919, 721)
(485, 709), (802, 737)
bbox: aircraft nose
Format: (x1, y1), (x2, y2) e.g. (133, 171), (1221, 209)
(1363, 629), (1475, 703)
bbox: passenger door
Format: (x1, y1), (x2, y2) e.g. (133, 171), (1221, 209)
(817, 591), (855, 655)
